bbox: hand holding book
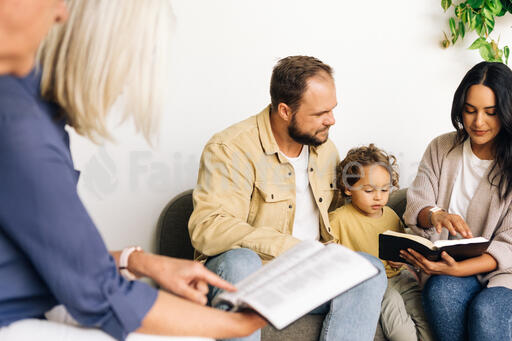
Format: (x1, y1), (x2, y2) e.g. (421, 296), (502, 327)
(379, 230), (490, 262)
(399, 247), (464, 276)
(379, 229), (501, 277)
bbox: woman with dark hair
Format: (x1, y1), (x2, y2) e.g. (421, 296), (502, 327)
(401, 61), (512, 341)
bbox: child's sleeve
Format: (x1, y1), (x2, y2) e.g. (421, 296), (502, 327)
(328, 210), (343, 244)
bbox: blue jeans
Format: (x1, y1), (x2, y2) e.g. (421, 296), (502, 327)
(423, 275), (512, 341)
(205, 248), (387, 341)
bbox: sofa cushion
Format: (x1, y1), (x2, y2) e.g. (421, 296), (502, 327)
(156, 189), (407, 341)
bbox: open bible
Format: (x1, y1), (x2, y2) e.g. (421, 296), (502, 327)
(379, 230), (490, 262)
(212, 240), (379, 330)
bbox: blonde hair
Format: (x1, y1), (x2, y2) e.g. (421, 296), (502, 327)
(38, 0), (174, 143)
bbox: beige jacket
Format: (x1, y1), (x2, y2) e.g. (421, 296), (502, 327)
(189, 106), (340, 261)
(404, 132), (512, 288)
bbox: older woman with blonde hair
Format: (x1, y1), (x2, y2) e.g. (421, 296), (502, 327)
(0, 1), (265, 340)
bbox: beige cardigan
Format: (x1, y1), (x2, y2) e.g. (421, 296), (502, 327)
(404, 132), (512, 289)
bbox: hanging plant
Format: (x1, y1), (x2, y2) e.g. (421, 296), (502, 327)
(441, 0), (512, 64)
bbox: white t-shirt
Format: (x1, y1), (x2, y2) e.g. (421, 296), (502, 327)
(448, 139), (492, 220)
(283, 146), (320, 241)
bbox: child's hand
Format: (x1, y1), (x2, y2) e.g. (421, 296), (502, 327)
(387, 260), (404, 271)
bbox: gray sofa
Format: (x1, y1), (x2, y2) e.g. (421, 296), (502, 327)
(156, 188), (408, 341)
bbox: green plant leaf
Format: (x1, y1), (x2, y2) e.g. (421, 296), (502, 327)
(469, 37), (488, 49)
(469, 10), (476, 28)
(482, 7), (494, 20)
(490, 40), (501, 60)
(461, 11), (467, 23)
(505, 46), (510, 64)
(442, 0), (452, 11)
(442, 31), (451, 48)
(468, 0), (486, 8)
(458, 20), (466, 38)
(485, 16), (495, 33)
(486, 0), (503, 15)
(449, 17), (457, 37)
(475, 14), (485, 35)
(479, 44), (494, 60)
(503, 0), (512, 13)
(457, 3), (466, 19)
(493, 0), (503, 14)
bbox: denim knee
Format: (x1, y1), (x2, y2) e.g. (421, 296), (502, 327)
(468, 287), (510, 339)
(423, 275), (460, 304)
(356, 252), (387, 293)
(359, 253), (386, 281)
(423, 276), (443, 303)
(468, 292), (494, 323)
(206, 248), (262, 283)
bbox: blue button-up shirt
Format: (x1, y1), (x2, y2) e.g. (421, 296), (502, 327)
(0, 70), (157, 340)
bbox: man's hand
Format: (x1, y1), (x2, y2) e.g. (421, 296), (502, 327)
(132, 253), (236, 305)
(399, 248), (461, 276)
(431, 211), (473, 238)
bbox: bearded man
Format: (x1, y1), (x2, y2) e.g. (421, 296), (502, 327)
(189, 56), (386, 341)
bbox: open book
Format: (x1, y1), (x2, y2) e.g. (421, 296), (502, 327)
(379, 230), (490, 262)
(212, 240), (379, 330)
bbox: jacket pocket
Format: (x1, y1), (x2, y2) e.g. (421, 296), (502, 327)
(248, 182), (294, 232)
(318, 172), (337, 208)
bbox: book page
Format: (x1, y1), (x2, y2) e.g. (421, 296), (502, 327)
(213, 240), (324, 307)
(240, 244), (378, 329)
(382, 230), (435, 249)
(434, 237), (489, 248)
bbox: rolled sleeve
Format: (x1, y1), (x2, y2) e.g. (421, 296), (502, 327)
(101, 279), (157, 340)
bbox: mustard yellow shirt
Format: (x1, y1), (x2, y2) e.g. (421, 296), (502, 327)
(329, 203), (404, 278)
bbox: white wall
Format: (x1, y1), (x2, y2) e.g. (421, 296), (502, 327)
(70, 0), (512, 252)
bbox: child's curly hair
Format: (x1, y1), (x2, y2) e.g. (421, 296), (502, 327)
(336, 144), (399, 197)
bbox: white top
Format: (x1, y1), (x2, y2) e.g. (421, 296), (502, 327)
(448, 139), (492, 220)
(283, 146), (320, 241)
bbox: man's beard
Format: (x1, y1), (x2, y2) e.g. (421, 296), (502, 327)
(288, 114), (328, 147)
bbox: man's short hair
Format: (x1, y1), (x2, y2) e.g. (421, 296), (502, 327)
(270, 55), (333, 114)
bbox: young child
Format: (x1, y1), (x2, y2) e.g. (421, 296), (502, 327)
(329, 144), (433, 341)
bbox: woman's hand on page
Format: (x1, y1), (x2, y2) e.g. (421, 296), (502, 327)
(131, 253), (236, 305)
(431, 211), (473, 238)
(399, 249), (461, 276)
(152, 256), (236, 305)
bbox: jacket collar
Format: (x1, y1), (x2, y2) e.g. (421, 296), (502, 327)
(256, 105), (319, 158)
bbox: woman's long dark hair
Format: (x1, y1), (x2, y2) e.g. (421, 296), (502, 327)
(451, 61), (512, 200)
